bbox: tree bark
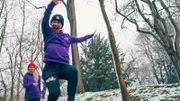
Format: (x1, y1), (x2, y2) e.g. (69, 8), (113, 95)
(0, 70), (7, 101)
(63, 0), (84, 93)
(0, 0), (7, 54)
(99, 0), (129, 101)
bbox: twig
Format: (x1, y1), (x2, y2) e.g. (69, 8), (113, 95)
(26, 0), (46, 9)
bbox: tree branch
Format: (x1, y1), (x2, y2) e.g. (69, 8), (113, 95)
(26, 0), (46, 9)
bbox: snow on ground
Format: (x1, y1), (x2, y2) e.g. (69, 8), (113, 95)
(128, 84), (180, 101)
(41, 83), (180, 101)
(61, 89), (122, 101)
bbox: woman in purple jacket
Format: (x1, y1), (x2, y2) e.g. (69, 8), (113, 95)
(41, 0), (96, 101)
(23, 62), (41, 101)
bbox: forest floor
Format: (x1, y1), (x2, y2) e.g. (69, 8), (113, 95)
(54, 83), (180, 101)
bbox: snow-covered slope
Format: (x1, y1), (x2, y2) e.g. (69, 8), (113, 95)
(42, 83), (180, 101)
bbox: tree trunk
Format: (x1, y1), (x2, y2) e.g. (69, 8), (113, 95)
(0, 0), (7, 54)
(63, 0), (84, 93)
(167, 52), (180, 79)
(0, 17), (7, 54)
(0, 71), (7, 101)
(16, 1), (26, 101)
(99, 0), (129, 101)
(9, 77), (15, 101)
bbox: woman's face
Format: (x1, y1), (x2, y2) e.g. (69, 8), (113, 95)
(28, 66), (36, 73)
(51, 20), (62, 33)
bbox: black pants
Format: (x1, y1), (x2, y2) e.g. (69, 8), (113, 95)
(26, 98), (40, 101)
(42, 62), (78, 101)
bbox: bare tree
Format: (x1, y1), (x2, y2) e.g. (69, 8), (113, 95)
(62, 0), (84, 93)
(114, 0), (180, 78)
(122, 52), (137, 87)
(135, 33), (179, 84)
(0, 69), (7, 101)
(5, 44), (19, 101)
(99, 0), (129, 101)
(16, 0), (26, 100)
(0, 0), (46, 100)
(136, 34), (161, 84)
(0, 0), (8, 54)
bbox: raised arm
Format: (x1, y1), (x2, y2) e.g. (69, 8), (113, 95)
(41, 0), (58, 39)
(69, 30), (96, 43)
(69, 34), (94, 43)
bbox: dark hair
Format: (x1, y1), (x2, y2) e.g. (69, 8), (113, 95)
(50, 14), (64, 27)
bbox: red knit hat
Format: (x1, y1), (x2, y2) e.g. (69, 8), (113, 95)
(28, 62), (36, 70)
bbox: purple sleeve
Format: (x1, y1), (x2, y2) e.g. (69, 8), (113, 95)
(69, 34), (94, 43)
(23, 75), (33, 88)
(41, 1), (56, 40)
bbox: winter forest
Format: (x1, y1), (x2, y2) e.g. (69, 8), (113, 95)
(0, 0), (180, 101)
